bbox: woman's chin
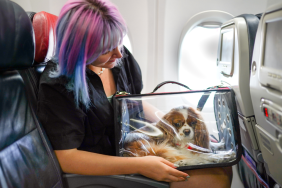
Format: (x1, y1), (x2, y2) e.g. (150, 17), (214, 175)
(106, 61), (117, 69)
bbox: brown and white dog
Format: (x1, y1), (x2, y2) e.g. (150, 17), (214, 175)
(123, 106), (235, 166)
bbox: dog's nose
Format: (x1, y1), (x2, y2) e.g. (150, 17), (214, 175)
(183, 129), (191, 136)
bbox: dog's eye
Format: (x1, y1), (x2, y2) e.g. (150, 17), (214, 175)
(174, 123), (181, 127)
(191, 122), (197, 127)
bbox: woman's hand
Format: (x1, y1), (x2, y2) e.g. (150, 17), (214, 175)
(136, 156), (189, 182)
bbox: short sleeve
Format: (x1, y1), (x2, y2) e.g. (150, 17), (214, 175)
(37, 68), (86, 150)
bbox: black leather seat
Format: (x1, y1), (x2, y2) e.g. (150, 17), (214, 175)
(0, 1), (64, 187)
(17, 11), (57, 111)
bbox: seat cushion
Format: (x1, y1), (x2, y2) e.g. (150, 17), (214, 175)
(0, 71), (63, 188)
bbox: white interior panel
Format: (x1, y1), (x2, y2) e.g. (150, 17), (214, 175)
(12, 0), (267, 93)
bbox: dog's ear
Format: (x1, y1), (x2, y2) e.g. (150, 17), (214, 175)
(156, 111), (176, 140)
(188, 107), (210, 149)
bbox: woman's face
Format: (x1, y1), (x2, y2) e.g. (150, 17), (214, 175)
(91, 47), (122, 69)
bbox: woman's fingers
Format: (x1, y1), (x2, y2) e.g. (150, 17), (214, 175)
(138, 156), (190, 182)
(158, 160), (189, 182)
(160, 158), (189, 179)
(160, 158), (178, 168)
(168, 167), (189, 179)
(163, 175), (186, 182)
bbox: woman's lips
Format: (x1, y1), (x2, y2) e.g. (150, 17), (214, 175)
(108, 59), (116, 62)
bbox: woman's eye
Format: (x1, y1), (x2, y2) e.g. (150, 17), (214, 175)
(102, 51), (110, 55)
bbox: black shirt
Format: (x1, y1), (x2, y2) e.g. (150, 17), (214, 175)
(37, 47), (143, 155)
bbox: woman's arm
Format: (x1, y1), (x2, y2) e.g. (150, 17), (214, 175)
(55, 149), (189, 182)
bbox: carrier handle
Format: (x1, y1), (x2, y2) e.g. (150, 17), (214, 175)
(151, 81), (191, 93)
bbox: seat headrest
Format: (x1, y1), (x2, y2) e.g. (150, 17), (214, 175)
(0, 0), (35, 71)
(32, 11), (58, 64)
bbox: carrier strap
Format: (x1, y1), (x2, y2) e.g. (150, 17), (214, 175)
(196, 91), (212, 111)
(151, 81), (191, 93)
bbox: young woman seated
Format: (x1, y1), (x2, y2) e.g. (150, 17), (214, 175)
(37, 0), (232, 187)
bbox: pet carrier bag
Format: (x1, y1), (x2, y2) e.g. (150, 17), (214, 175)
(113, 81), (242, 170)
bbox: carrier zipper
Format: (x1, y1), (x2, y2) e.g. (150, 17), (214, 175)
(115, 91), (130, 96)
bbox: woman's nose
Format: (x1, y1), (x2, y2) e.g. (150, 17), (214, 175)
(113, 47), (122, 58)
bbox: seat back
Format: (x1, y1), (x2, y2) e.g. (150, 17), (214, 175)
(0, 1), (64, 187)
(216, 14), (273, 188)
(217, 14), (261, 160)
(33, 11), (57, 65)
(250, 1), (282, 187)
(18, 11), (58, 111)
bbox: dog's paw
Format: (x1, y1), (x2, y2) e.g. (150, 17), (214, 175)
(175, 160), (187, 167)
(175, 159), (200, 166)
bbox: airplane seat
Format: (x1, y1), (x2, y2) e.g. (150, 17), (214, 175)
(217, 13), (260, 159)
(217, 14), (271, 187)
(0, 0), (64, 187)
(250, 1), (282, 187)
(18, 11), (57, 110)
(32, 10), (57, 77)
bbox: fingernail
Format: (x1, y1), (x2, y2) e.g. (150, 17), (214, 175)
(186, 175), (190, 179)
(174, 164), (179, 167)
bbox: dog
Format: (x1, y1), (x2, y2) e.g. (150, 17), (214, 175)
(122, 106), (235, 166)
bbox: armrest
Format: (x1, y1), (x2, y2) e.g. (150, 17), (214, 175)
(63, 173), (169, 188)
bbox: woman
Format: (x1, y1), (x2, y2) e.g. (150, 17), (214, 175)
(37, 0), (232, 187)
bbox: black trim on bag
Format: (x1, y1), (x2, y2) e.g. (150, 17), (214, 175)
(113, 92), (121, 157)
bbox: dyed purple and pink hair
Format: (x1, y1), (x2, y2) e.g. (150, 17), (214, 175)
(51, 0), (127, 108)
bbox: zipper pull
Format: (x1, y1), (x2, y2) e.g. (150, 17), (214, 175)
(115, 91), (130, 95)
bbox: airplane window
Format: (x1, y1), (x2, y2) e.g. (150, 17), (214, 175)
(179, 26), (221, 90)
(123, 34), (132, 53)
